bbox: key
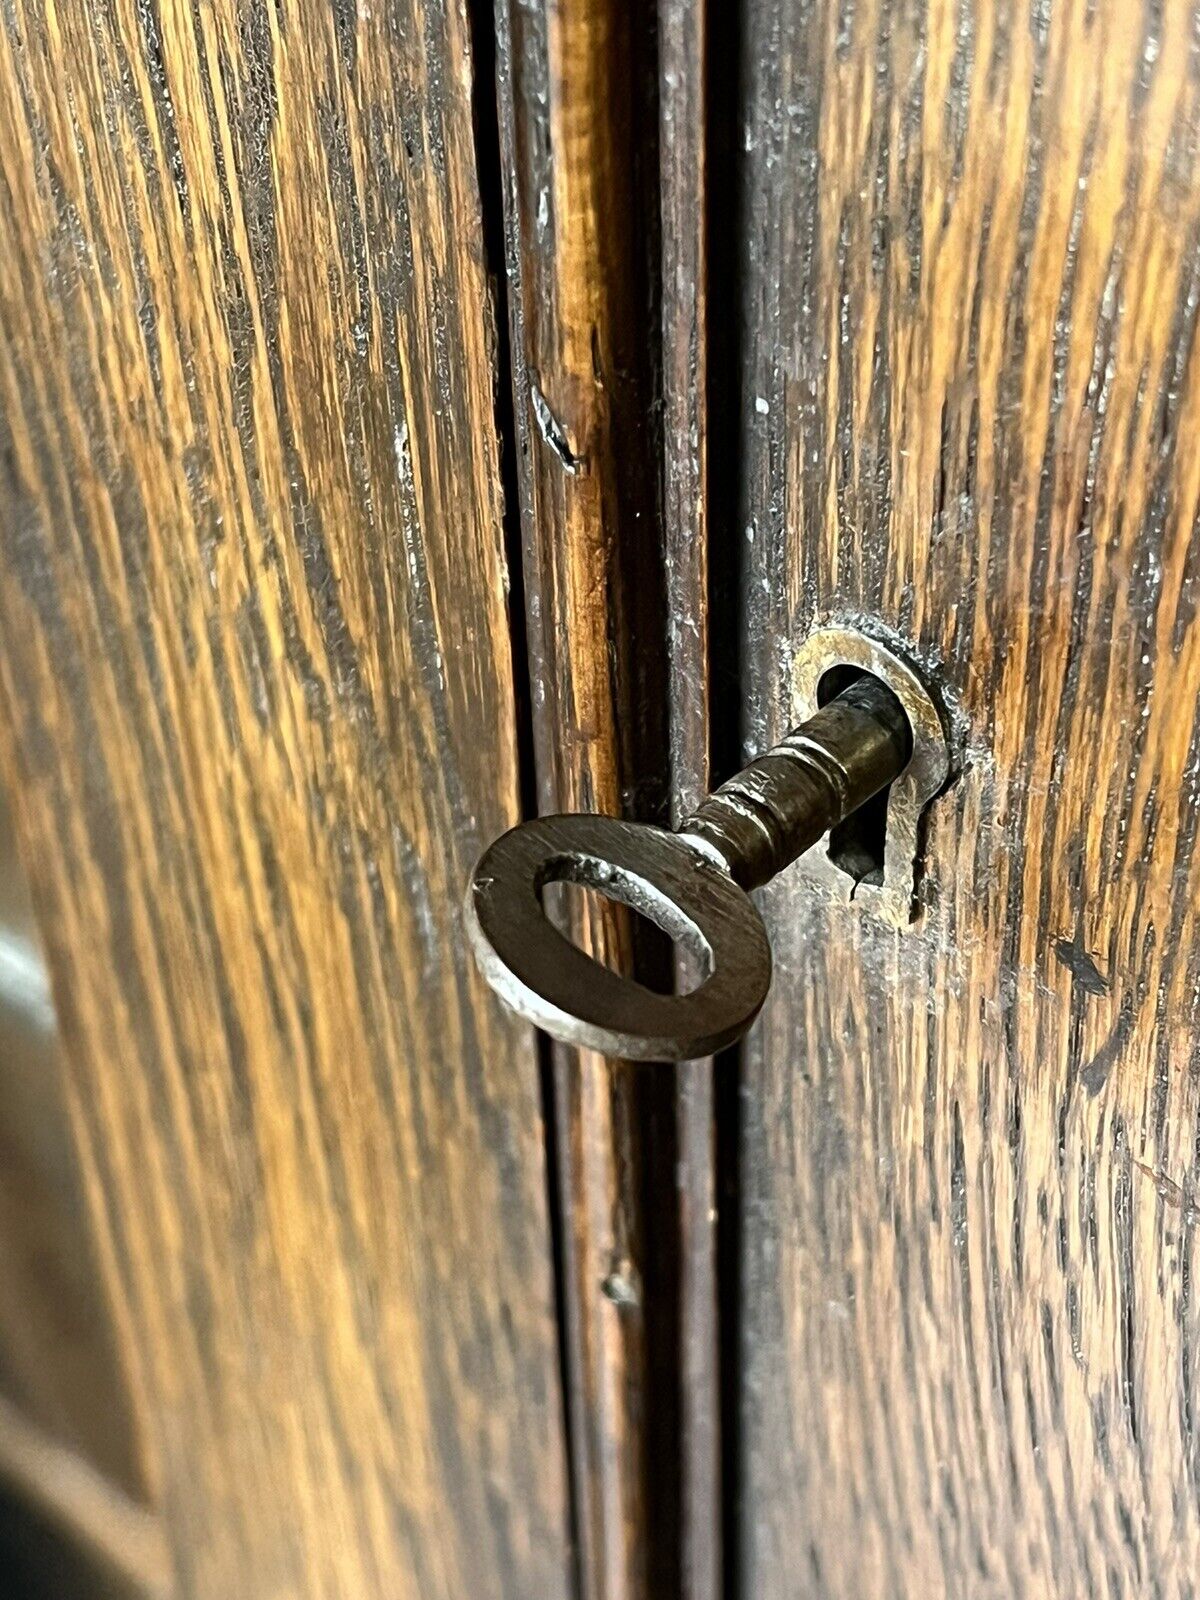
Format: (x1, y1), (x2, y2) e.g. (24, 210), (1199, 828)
(465, 674), (917, 1062)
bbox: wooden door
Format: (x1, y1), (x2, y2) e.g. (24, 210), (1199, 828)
(492, 0), (1200, 1592)
(0, 3), (572, 1596)
(5, 0), (1200, 1597)
(720, 1), (1200, 1596)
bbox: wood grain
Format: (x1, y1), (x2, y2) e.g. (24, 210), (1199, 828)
(492, 4), (672, 1597)
(0, 2), (572, 1595)
(732, 0), (1200, 1595)
(656, 4), (721, 1597)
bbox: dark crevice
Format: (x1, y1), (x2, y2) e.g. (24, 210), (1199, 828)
(713, 1043), (741, 1600)
(462, 4), (584, 1595)
(816, 666), (909, 889)
(705, 0), (747, 1595)
(626, 7), (688, 1596)
(536, 1035), (583, 1599)
(707, 0), (749, 792)
(471, 0), (742, 1594)
(463, 1), (537, 832)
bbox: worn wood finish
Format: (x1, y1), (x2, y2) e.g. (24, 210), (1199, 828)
(657, 4), (721, 1597)
(492, 3), (672, 1597)
(733, 0), (1200, 1595)
(0, 2), (573, 1596)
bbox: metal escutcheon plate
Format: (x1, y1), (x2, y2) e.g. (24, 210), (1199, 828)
(465, 814), (772, 1062)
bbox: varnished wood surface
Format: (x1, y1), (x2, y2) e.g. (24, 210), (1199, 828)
(493, 4), (675, 1597)
(0, 2), (572, 1596)
(656, 4), (721, 1597)
(732, 0), (1200, 1595)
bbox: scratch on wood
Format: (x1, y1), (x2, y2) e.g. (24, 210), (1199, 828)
(1054, 936), (1111, 996)
(530, 380), (586, 473)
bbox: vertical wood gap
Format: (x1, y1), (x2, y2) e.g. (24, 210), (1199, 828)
(489, 0), (679, 1595)
(704, 0), (748, 1596)
(462, 4), (584, 1595)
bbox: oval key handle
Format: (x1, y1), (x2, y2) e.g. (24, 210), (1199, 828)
(466, 814), (773, 1061)
(465, 674), (913, 1062)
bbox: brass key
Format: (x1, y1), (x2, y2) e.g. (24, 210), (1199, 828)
(465, 662), (932, 1063)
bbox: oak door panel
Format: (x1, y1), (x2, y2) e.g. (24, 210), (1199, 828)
(0, 3), (572, 1596)
(731, 0), (1200, 1595)
(493, 3), (692, 1596)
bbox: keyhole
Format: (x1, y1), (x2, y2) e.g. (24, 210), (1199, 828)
(817, 665), (911, 889)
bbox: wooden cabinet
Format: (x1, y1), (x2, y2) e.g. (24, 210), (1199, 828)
(1, 2), (1198, 1597)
